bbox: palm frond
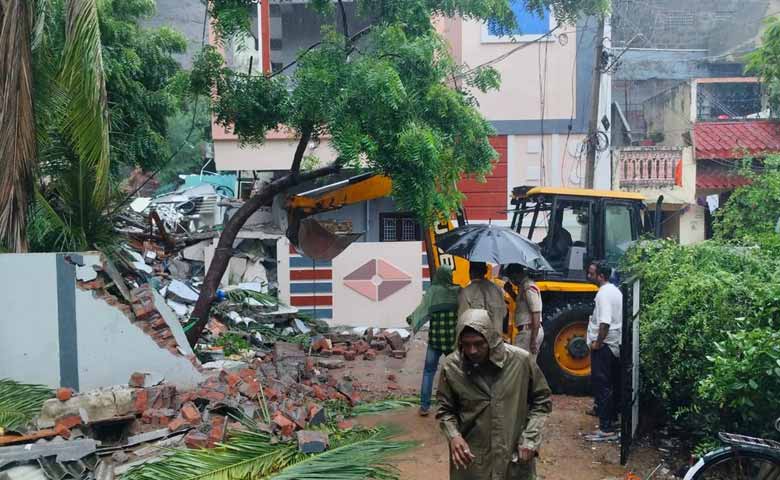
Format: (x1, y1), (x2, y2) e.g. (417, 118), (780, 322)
(122, 430), (299, 480)
(60, 0), (110, 205)
(268, 429), (414, 480)
(0, 379), (53, 432)
(351, 398), (420, 416)
(0, 0), (37, 252)
(122, 426), (413, 480)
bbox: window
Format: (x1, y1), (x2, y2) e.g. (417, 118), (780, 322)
(270, 1), (373, 75)
(380, 213), (421, 242)
(604, 204), (635, 264)
(483, 0), (554, 43)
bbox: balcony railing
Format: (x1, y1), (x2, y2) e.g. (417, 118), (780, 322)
(618, 147), (681, 189)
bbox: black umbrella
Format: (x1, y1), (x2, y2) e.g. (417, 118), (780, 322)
(436, 224), (553, 271)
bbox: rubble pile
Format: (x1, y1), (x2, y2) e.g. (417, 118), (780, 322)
(0, 325), (415, 478)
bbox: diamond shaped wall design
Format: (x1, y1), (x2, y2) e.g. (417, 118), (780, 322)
(343, 259), (412, 301)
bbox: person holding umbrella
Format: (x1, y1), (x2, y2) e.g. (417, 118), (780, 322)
(457, 262), (507, 336)
(503, 264), (543, 360)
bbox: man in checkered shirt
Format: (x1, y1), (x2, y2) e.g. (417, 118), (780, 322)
(407, 266), (461, 416)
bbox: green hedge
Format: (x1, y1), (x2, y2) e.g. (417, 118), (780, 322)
(625, 239), (780, 440)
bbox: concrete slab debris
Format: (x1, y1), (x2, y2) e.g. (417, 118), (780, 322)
(0, 438), (97, 469)
(166, 280), (199, 304)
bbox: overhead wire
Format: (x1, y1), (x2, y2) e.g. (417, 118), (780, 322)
(562, 17), (590, 187)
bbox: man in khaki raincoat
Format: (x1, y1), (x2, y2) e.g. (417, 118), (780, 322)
(457, 262), (508, 335)
(436, 309), (552, 480)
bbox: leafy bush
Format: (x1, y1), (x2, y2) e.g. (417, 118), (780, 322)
(214, 333), (250, 357)
(698, 328), (780, 438)
(623, 239), (780, 438)
(714, 156), (780, 245)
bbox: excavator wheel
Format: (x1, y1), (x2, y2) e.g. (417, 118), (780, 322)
(538, 298), (594, 396)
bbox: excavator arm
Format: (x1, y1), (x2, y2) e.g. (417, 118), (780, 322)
(284, 172), (470, 285)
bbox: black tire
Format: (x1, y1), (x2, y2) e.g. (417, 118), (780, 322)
(538, 298), (594, 396)
(684, 447), (780, 479)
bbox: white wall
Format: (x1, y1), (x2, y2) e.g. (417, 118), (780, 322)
(0, 254), (62, 387)
(0, 253), (202, 391)
(331, 242), (423, 328)
(75, 289), (202, 391)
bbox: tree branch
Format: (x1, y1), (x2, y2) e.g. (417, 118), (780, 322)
(186, 160), (342, 346)
(290, 126), (313, 175)
(268, 25), (373, 78)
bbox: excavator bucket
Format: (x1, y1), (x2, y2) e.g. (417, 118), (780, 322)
(290, 217), (363, 260)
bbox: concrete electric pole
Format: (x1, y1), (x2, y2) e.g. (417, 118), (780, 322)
(584, 15), (605, 189)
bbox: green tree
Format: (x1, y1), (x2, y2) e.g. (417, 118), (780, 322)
(186, 0), (608, 344)
(747, 16), (780, 115)
(713, 156), (780, 248)
(1, 0), (200, 252)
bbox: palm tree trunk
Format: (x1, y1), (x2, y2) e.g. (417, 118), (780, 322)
(0, 0), (36, 252)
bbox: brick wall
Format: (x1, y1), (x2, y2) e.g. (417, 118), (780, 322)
(459, 135), (508, 221)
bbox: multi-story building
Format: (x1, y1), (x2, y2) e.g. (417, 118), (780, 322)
(207, 3), (611, 323)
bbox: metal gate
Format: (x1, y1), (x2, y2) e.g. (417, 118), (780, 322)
(620, 276), (641, 465)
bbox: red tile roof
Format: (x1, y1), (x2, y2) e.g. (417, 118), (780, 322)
(694, 120), (780, 160)
(696, 162), (752, 190)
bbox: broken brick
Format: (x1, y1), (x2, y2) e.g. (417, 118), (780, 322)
(56, 388), (73, 402)
(131, 296), (156, 320)
(142, 409), (175, 427)
(80, 278), (105, 290)
(388, 382), (400, 391)
(312, 385), (328, 401)
(297, 430), (329, 453)
(180, 402), (201, 425)
(332, 347), (346, 356)
(133, 389), (148, 413)
(55, 415), (82, 431)
(238, 379), (260, 398)
(343, 350), (356, 361)
(363, 349), (377, 361)
(208, 415), (227, 447)
(184, 431), (209, 449)
(272, 411), (296, 437)
(263, 386), (280, 401)
(206, 318), (228, 336)
(168, 416), (190, 432)
(150, 316), (167, 329)
(337, 420), (354, 431)
(353, 340), (370, 354)
(197, 389), (226, 403)
(311, 337), (332, 352)
(129, 372), (146, 388)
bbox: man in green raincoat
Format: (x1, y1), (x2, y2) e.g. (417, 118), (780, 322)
(407, 266), (460, 416)
(436, 309), (552, 480)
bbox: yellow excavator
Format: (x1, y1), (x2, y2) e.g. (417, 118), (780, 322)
(283, 172), (655, 394)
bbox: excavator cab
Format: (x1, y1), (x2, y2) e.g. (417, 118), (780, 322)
(511, 186), (650, 279)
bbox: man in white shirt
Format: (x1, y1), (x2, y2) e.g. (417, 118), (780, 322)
(585, 261), (622, 442)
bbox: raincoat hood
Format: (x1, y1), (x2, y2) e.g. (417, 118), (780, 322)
(407, 266), (459, 333)
(432, 265), (454, 285)
(457, 308), (507, 368)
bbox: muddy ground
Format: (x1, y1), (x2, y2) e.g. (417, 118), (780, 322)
(343, 333), (678, 479)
